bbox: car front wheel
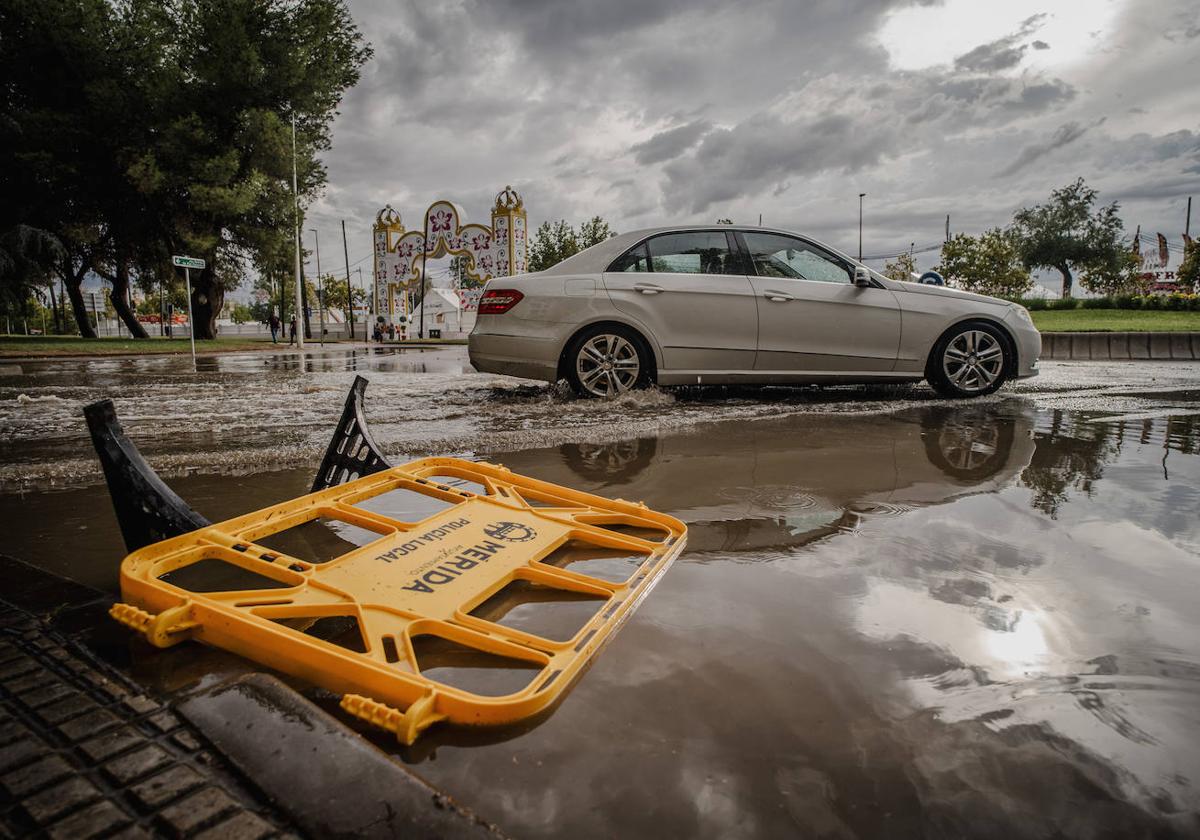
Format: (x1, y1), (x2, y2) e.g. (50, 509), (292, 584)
(566, 325), (651, 398)
(926, 322), (1010, 398)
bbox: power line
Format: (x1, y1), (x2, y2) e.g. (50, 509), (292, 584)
(861, 242), (943, 261)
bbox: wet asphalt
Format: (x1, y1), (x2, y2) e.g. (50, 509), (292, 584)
(1, 346), (1198, 837)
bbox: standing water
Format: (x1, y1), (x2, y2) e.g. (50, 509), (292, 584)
(1, 347), (1198, 836)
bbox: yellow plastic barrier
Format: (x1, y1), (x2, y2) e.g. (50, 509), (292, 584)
(111, 457), (686, 743)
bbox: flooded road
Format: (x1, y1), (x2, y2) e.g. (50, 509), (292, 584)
(2, 347), (1199, 836)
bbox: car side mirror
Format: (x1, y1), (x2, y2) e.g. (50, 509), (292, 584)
(853, 266), (872, 287)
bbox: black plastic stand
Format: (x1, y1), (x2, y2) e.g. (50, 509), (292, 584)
(83, 399), (211, 553)
(311, 375), (393, 492)
(84, 377), (394, 552)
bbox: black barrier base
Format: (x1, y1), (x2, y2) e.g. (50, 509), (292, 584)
(84, 377), (394, 553)
(83, 400), (211, 553)
(310, 375), (393, 492)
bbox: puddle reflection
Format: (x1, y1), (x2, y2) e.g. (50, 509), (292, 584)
(3, 352), (1200, 836)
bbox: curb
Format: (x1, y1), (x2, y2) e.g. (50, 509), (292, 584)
(0, 601), (301, 839)
(1040, 332), (1200, 361)
(0, 555), (505, 839)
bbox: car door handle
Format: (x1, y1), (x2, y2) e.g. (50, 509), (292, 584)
(633, 283), (663, 295)
(764, 291), (795, 302)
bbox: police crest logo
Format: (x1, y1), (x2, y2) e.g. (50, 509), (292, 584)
(484, 521), (537, 542)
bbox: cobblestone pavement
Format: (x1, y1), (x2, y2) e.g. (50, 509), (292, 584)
(0, 601), (299, 839)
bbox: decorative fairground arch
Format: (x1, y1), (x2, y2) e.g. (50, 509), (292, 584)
(372, 186), (528, 325)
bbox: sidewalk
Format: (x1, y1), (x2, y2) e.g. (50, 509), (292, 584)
(0, 337), (465, 360)
(0, 602), (299, 839)
(0, 556), (503, 839)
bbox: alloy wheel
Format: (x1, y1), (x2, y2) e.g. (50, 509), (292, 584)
(575, 334), (640, 397)
(941, 330), (1004, 394)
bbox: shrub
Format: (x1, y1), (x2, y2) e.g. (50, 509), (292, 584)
(1081, 296), (1111, 309)
(1141, 295), (1161, 310)
(1113, 294), (1139, 309)
(1048, 297), (1080, 310)
(1023, 297), (1048, 310)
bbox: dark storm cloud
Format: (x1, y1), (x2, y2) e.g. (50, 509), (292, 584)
(1093, 129), (1200, 170)
(953, 12), (1047, 72)
(301, 0), (1199, 276)
(954, 40), (1029, 72)
(661, 112), (897, 213)
(630, 121), (712, 165)
(997, 120), (1099, 177)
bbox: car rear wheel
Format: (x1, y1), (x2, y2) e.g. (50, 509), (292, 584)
(566, 325), (652, 398)
(926, 322), (1010, 398)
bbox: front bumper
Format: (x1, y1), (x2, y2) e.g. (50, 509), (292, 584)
(1011, 324), (1042, 379)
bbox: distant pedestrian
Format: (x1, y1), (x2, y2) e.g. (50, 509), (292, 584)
(268, 312), (281, 343)
(288, 316), (297, 345)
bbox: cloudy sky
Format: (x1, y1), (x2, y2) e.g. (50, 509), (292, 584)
(305, 0), (1200, 280)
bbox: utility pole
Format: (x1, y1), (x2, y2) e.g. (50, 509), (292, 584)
(290, 113), (305, 348)
(355, 267), (365, 326)
(1186, 196), (1192, 238)
(945, 214), (950, 242)
(310, 228), (324, 346)
(342, 220), (354, 342)
(419, 205), (432, 340)
(858, 193), (866, 261)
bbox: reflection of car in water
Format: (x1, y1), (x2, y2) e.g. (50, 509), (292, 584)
(501, 403), (1036, 554)
(559, 438), (659, 485)
(921, 405), (1015, 481)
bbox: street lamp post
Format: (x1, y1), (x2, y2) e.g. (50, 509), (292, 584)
(355, 267), (365, 327)
(342, 220), (354, 342)
(419, 205), (432, 340)
(858, 192), (866, 261)
(290, 113), (304, 349)
(310, 228), (325, 346)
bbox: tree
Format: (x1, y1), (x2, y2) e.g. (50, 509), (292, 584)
(577, 217), (615, 249)
(937, 229), (1033, 298)
(229, 302), (254, 324)
(1177, 238), (1199, 293)
(0, 0), (117, 336)
(1079, 250), (1146, 297)
(150, 0), (372, 338)
(1012, 178), (1132, 298)
(0, 0), (371, 340)
(882, 252), (916, 282)
(449, 255), (486, 289)
(319, 273), (367, 311)
(0, 226), (65, 316)
(528, 217), (616, 272)
(528, 221), (578, 272)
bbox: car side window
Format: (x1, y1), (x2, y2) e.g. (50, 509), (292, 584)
(646, 232), (737, 275)
(743, 232), (851, 284)
(609, 243), (650, 272)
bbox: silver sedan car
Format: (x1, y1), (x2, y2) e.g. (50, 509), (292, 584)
(469, 225), (1040, 398)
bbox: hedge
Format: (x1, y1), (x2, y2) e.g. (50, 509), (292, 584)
(1013, 293), (1200, 312)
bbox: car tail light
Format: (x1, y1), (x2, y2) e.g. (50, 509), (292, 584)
(478, 289), (524, 314)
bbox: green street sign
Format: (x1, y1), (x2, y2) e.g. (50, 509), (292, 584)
(172, 255), (206, 270)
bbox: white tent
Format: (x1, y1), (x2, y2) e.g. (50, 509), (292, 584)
(409, 288), (476, 338)
(1024, 282), (1061, 299)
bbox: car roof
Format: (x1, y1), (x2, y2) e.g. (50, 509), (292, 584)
(537, 225), (856, 275)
